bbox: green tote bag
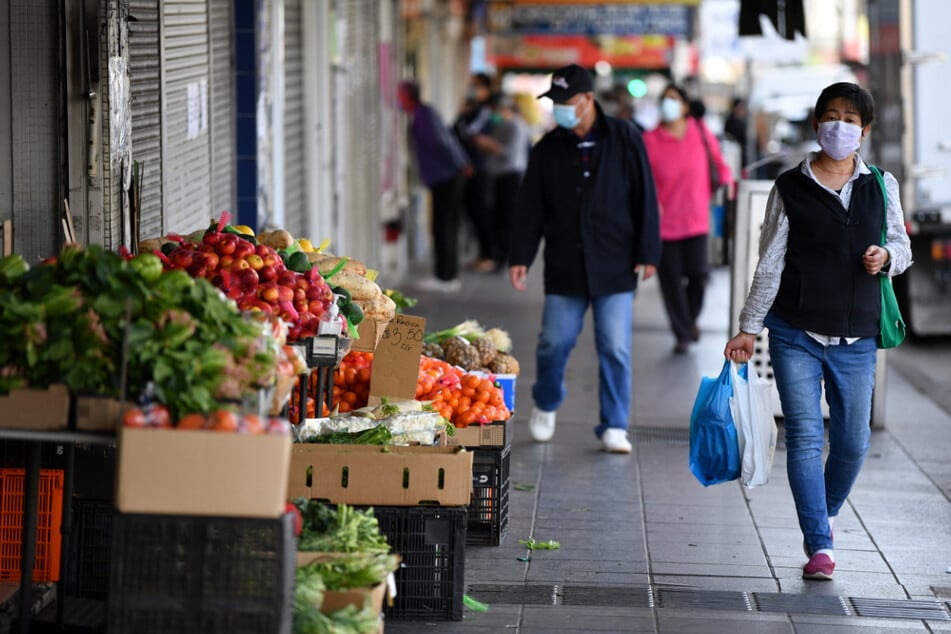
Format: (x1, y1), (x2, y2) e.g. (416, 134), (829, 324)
(869, 165), (906, 349)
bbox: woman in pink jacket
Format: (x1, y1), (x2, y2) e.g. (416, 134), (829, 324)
(644, 84), (734, 354)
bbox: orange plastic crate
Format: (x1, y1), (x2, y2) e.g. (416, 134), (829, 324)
(0, 468), (64, 582)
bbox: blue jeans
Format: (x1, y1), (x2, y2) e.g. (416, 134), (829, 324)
(765, 313), (877, 554)
(533, 292), (634, 438)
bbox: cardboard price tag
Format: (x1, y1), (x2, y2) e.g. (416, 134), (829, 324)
(369, 314), (426, 403)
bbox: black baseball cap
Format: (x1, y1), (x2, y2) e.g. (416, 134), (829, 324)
(538, 64), (594, 102)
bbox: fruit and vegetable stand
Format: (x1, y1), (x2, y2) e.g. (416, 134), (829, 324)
(0, 220), (521, 632)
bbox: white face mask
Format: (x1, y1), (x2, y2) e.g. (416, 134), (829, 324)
(660, 97), (683, 123)
(817, 120), (863, 160)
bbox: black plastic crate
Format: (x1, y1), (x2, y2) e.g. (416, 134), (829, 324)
(367, 506), (466, 621)
(468, 446), (510, 546)
(64, 499), (115, 601)
(106, 513), (294, 634)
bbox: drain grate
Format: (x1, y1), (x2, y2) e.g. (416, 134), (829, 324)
(849, 597), (951, 621)
(467, 584), (560, 605)
(654, 587), (751, 612)
(561, 585), (652, 608)
(753, 592), (849, 616)
(631, 427), (690, 446)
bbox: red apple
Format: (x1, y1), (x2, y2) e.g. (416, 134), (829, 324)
(258, 284), (280, 304)
(233, 240), (255, 258)
(237, 268), (260, 291)
(295, 276), (310, 290)
(258, 264), (277, 283)
(255, 243), (273, 257)
(261, 254), (280, 269)
(171, 250), (194, 269)
(219, 254), (234, 269)
(277, 270), (298, 287)
(276, 285), (294, 303)
(294, 298), (309, 313)
(201, 252), (220, 270)
(217, 236), (237, 256)
(231, 258), (250, 272)
(202, 232), (221, 247)
(246, 254), (264, 270)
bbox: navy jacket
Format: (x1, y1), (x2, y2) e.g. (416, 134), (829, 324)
(509, 104), (661, 297)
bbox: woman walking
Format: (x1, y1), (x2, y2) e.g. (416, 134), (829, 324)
(643, 84), (733, 354)
(724, 82), (912, 580)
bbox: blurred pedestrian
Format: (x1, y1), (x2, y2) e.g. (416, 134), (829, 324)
(472, 92), (532, 270)
(643, 84), (734, 354)
(453, 73), (497, 272)
(398, 80), (471, 293)
(724, 97), (750, 168)
(509, 64), (661, 454)
(725, 82), (912, 580)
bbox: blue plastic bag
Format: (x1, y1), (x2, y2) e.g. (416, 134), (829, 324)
(689, 359), (741, 486)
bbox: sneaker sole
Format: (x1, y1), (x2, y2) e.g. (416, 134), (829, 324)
(802, 570), (834, 581)
(602, 445), (632, 454)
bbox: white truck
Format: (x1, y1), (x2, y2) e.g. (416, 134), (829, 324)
(867, 0), (951, 336)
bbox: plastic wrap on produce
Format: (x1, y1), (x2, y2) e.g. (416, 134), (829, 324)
(384, 411), (444, 445)
(296, 411), (444, 445)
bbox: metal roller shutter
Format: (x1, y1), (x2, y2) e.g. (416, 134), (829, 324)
(162, 0), (212, 234)
(342, 0), (381, 266)
(129, 0), (164, 241)
(282, 0), (305, 237)
(208, 0), (234, 220)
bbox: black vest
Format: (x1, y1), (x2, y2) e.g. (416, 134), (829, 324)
(771, 167), (884, 337)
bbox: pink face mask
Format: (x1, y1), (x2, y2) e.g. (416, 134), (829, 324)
(817, 120), (863, 160)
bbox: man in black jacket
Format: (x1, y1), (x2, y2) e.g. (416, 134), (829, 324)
(509, 64), (661, 453)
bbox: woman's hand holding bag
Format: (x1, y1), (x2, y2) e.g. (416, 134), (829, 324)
(689, 360), (741, 486)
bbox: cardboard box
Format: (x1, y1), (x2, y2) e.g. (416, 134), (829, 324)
(447, 416), (513, 448)
(0, 385), (71, 430)
(295, 552), (389, 615)
(287, 443), (473, 506)
(74, 396), (137, 432)
(116, 427), (291, 518)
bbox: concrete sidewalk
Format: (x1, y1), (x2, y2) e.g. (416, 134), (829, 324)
(384, 263), (951, 633)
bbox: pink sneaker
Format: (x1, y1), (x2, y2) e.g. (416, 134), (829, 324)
(802, 552), (835, 580)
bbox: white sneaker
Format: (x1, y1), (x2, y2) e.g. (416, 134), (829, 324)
(415, 277), (461, 293)
(528, 407), (556, 442)
(602, 428), (632, 454)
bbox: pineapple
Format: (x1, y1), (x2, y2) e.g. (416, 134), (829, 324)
(422, 342), (444, 359)
(471, 337), (498, 366)
(488, 351), (520, 376)
(442, 336), (482, 370)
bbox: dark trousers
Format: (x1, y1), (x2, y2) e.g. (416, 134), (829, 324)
(658, 234), (709, 344)
(464, 170), (494, 260)
(430, 175), (465, 281)
(492, 170), (522, 267)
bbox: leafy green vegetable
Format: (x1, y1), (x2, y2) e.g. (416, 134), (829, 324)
(519, 538), (561, 550)
(300, 552), (399, 590)
(312, 424), (392, 445)
(383, 288), (417, 314)
(295, 502), (391, 554)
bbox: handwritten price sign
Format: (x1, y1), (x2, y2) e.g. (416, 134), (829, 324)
(369, 314), (427, 403)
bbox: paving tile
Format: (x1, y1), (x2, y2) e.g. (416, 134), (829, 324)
(655, 610), (794, 633)
(790, 613), (931, 632)
(649, 562), (774, 578)
(520, 605), (655, 632)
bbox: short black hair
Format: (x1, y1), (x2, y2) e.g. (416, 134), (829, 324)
(472, 73), (493, 89)
(662, 83), (689, 105)
(814, 82), (875, 126)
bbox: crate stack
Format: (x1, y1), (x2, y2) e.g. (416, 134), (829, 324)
(106, 427), (295, 634)
(449, 417), (513, 546)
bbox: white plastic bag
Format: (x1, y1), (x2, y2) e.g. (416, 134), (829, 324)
(729, 362), (777, 488)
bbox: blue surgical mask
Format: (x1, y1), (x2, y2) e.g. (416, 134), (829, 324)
(553, 103), (581, 129)
(817, 120), (863, 160)
(660, 97), (683, 123)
